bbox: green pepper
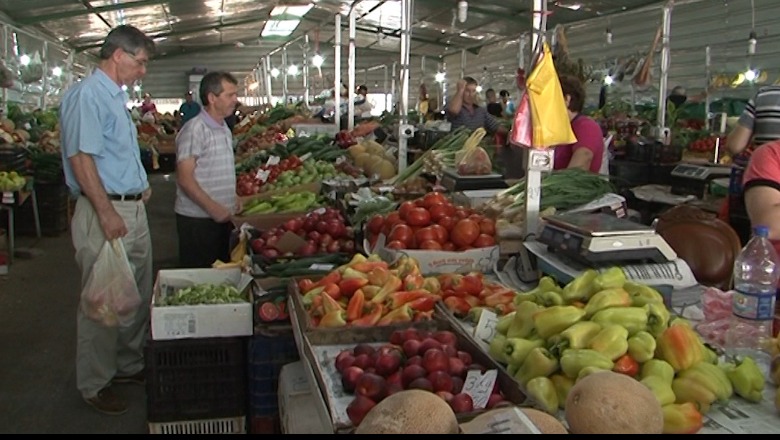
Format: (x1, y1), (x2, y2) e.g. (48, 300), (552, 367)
(537, 290), (565, 307)
(587, 325), (629, 361)
(584, 287), (631, 318)
(721, 357), (765, 402)
(627, 330), (657, 363)
(641, 359), (675, 384)
(624, 281), (666, 307)
(495, 311), (516, 335)
(514, 347), (559, 386)
(507, 362), (520, 377)
(590, 305), (649, 336)
(577, 365), (610, 381)
(532, 305), (586, 340)
(593, 267), (626, 291)
(504, 337), (544, 366)
(550, 373), (574, 409)
(559, 348), (614, 379)
(514, 276), (560, 306)
(702, 345), (718, 364)
(549, 321), (602, 357)
(506, 301), (542, 339)
(561, 268), (599, 304)
(526, 376), (559, 414)
(646, 302), (671, 337)
(489, 334), (509, 364)
(640, 375), (676, 406)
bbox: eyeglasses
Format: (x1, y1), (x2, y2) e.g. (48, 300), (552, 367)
(124, 50), (148, 68)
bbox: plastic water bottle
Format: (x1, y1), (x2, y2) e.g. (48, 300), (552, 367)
(725, 225), (779, 375)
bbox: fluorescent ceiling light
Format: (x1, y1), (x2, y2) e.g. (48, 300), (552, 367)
(261, 20), (300, 37)
(133, 85), (141, 92)
(435, 72), (446, 83)
(271, 67), (280, 78)
(288, 64), (299, 76)
(558, 2), (583, 10)
(52, 66), (62, 77)
(745, 69), (758, 82)
(312, 54), (324, 67)
(19, 54), (30, 66)
(270, 4), (313, 17)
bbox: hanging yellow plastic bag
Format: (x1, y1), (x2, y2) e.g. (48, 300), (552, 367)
(526, 43), (576, 148)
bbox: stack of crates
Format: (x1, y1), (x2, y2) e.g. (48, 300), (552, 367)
(145, 336), (249, 434)
(247, 325), (300, 434)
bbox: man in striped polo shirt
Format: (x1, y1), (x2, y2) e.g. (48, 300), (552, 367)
(447, 76), (507, 136)
(175, 71), (239, 268)
(727, 85), (780, 155)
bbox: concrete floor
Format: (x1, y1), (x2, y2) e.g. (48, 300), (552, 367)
(0, 172), (180, 434)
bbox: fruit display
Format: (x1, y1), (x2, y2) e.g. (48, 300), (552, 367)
(334, 328), (511, 427)
(239, 191), (322, 215)
(155, 283), (247, 306)
(354, 389), (459, 434)
(236, 155), (303, 196)
(347, 139), (397, 180)
(249, 208), (356, 259)
(235, 124), (288, 161)
(484, 268), (766, 434)
(295, 254), (440, 328)
(437, 272), (517, 317)
(0, 170), (26, 191)
(365, 192), (497, 252)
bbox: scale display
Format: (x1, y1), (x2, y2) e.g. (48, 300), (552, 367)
(538, 213), (677, 265)
(440, 168), (507, 192)
(670, 163), (731, 181)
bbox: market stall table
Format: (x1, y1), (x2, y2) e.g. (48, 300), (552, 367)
(0, 182), (41, 264)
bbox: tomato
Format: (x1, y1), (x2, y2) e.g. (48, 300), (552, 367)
(367, 214), (385, 235)
(398, 201), (416, 221)
(455, 209), (470, 220)
(479, 218), (496, 236)
(438, 216), (457, 232)
(419, 240), (443, 250)
(451, 219), (480, 248)
(406, 207), (432, 227)
(415, 227), (439, 245)
(428, 203), (450, 222)
(430, 224), (449, 244)
(414, 199), (426, 208)
(442, 242), (457, 251)
(422, 192), (448, 209)
(388, 224), (414, 247)
(386, 240), (406, 250)
(383, 211), (402, 235)
(473, 233), (496, 248)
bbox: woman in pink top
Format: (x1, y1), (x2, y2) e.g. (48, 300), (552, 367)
(140, 93), (157, 116)
(553, 75), (605, 173)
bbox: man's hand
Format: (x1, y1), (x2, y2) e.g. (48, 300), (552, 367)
(212, 205), (232, 223)
(99, 210), (128, 240)
(142, 187), (152, 204)
(456, 79), (467, 94)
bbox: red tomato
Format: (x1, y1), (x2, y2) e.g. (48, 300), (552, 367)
(388, 224), (414, 247)
(386, 240), (406, 250)
(414, 199), (426, 208)
(451, 219), (480, 248)
(455, 209), (470, 220)
(419, 240), (443, 250)
(398, 201), (416, 221)
(442, 242), (457, 251)
(428, 203), (450, 222)
(382, 212), (402, 235)
(406, 207), (432, 227)
(430, 224), (449, 244)
(438, 216), (457, 232)
(473, 234), (497, 248)
(367, 214), (385, 235)
(479, 218), (496, 236)
(415, 227), (439, 245)
(422, 192), (448, 209)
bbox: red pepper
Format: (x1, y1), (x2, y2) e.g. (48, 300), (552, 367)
(655, 323), (705, 372)
(612, 354), (640, 377)
(338, 278), (368, 298)
(413, 310), (434, 322)
(346, 289), (365, 322)
(454, 273), (483, 296)
(403, 273), (425, 291)
(443, 296), (471, 316)
(483, 291), (516, 307)
(407, 295), (437, 312)
(376, 304), (414, 326)
(351, 303), (384, 327)
(315, 271), (342, 288)
(388, 290), (429, 309)
(320, 291), (344, 314)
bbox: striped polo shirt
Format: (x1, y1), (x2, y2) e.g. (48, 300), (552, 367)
(447, 104), (502, 133)
(174, 111), (236, 218)
(738, 86), (780, 146)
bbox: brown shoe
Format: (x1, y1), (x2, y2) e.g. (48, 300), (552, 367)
(113, 369), (145, 385)
(84, 387), (128, 416)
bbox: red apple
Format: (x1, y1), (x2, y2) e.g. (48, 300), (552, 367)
(450, 393), (474, 414)
(341, 366), (365, 393)
(401, 328), (421, 342)
(354, 343), (376, 357)
(375, 353), (402, 377)
(355, 372), (387, 401)
(442, 344), (457, 358)
(347, 395), (377, 426)
(405, 355), (422, 367)
(402, 339), (422, 358)
(401, 364), (427, 387)
(422, 349), (449, 373)
(448, 357), (467, 378)
(433, 330), (458, 347)
(487, 393), (508, 409)
(335, 351), (356, 373)
(386, 371), (403, 389)
(427, 370), (454, 393)
(418, 338), (443, 355)
(352, 353), (374, 370)
(456, 351), (473, 366)
(365, 367), (377, 375)
(451, 376), (464, 394)
(408, 377), (434, 392)
(389, 330), (404, 346)
(436, 390), (454, 403)
(387, 382), (404, 396)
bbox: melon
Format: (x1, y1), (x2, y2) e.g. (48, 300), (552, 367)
(565, 371), (663, 434)
(461, 407), (569, 434)
(354, 389), (459, 434)
(520, 408), (569, 434)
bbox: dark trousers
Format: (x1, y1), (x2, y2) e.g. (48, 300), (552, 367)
(176, 214), (233, 268)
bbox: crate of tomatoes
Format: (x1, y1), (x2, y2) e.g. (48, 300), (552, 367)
(363, 192), (500, 275)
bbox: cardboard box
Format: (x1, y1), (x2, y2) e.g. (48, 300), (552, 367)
(151, 267), (254, 340)
(278, 361), (332, 434)
(366, 235), (500, 275)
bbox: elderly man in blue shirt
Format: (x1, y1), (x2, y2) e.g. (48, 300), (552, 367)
(59, 24), (155, 417)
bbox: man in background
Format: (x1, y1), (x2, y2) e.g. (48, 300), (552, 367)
(178, 90), (201, 127)
(175, 72), (239, 268)
(485, 88), (503, 117)
(447, 76), (506, 136)
(355, 84), (373, 118)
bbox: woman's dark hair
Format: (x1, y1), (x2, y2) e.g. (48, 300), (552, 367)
(499, 90), (510, 98)
(99, 25), (156, 60)
(199, 71), (238, 106)
(558, 74), (586, 113)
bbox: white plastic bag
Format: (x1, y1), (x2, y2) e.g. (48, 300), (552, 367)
(80, 239), (142, 327)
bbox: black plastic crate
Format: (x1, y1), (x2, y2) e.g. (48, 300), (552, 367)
(624, 140), (683, 164)
(145, 336), (248, 423)
(248, 327), (300, 417)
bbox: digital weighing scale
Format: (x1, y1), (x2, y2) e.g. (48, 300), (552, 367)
(670, 162), (731, 198)
(440, 168), (508, 192)
(537, 212), (677, 265)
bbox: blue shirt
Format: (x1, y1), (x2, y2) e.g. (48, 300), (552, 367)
(60, 68), (148, 196)
(179, 101), (201, 127)
(446, 104), (501, 133)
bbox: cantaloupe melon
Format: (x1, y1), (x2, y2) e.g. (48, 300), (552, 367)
(354, 390), (459, 434)
(565, 371), (663, 434)
(520, 408), (569, 434)
(348, 144), (366, 158)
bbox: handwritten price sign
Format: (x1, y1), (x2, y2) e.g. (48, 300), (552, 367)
(462, 369), (498, 410)
(473, 309), (498, 344)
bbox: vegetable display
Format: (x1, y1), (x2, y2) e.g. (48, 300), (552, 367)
(157, 283), (247, 306)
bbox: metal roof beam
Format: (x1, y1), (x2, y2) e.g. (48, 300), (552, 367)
(15, 0), (191, 25)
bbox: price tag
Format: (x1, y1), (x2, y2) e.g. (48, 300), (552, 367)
(473, 309), (498, 344)
(462, 369), (498, 410)
(266, 155), (280, 166)
(314, 207), (326, 215)
(335, 156), (347, 165)
(328, 190), (338, 200)
(255, 169), (270, 183)
(309, 263), (335, 271)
